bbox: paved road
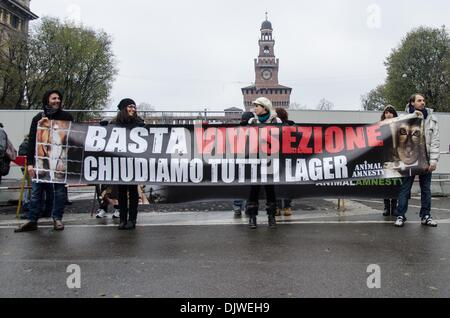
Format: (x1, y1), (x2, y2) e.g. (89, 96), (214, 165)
(0, 197), (449, 298)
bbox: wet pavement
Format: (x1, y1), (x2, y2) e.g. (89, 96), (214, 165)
(0, 191), (449, 298)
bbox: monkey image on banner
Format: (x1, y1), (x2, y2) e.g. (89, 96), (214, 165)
(383, 116), (428, 177)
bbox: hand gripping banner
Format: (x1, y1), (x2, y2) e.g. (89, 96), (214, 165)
(34, 114), (428, 196)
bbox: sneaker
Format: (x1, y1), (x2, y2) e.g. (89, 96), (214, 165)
(233, 206), (242, 217)
(421, 215), (437, 227)
(112, 209), (120, 219)
(248, 216), (257, 229)
(124, 220), (136, 230)
(14, 221), (38, 233)
(394, 216), (406, 227)
(283, 207), (293, 216)
(53, 220), (65, 231)
(268, 215), (277, 228)
(95, 209), (107, 218)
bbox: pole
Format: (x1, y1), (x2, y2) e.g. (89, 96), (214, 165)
(15, 158), (27, 219)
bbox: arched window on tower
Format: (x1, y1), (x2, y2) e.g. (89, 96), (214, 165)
(264, 46), (270, 55)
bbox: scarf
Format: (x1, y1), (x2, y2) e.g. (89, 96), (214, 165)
(408, 104), (428, 119)
(44, 106), (60, 117)
(257, 112), (270, 123)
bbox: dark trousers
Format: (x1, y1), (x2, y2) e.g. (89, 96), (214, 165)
(118, 185), (139, 223)
(277, 199), (292, 209)
(247, 185), (277, 216)
(383, 199), (397, 210)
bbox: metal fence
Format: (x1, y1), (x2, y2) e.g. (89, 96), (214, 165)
(61, 109), (245, 124)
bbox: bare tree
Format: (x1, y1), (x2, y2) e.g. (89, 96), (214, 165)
(138, 102), (155, 112)
(289, 102), (308, 110)
(316, 98), (334, 110)
(361, 85), (389, 110)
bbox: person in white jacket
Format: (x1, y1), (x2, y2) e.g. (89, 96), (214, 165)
(394, 93), (440, 227)
(245, 97), (282, 229)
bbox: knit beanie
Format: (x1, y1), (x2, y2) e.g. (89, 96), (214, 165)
(117, 98), (136, 111)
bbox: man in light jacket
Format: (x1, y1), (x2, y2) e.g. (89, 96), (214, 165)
(394, 93), (439, 227)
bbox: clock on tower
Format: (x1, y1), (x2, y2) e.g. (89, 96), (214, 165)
(262, 69), (272, 80)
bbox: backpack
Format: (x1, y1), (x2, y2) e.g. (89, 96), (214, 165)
(0, 131), (16, 177)
(0, 129), (9, 176)
(0, 155), (11, 176)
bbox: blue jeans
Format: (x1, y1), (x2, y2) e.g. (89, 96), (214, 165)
(233, 200), (245, 210)
(22, 183), (53, 215)
(396, 173), (432, 219)
(28, 182), (66, 222)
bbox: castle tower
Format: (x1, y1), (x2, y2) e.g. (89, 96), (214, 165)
(242, 14), (292, 111)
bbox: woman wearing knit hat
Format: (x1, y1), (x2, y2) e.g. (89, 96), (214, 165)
(381, 105), (398, 217)
(246, 97), (282, 229)
(112, 98), (145, 230)
(248, 97), (281, 125)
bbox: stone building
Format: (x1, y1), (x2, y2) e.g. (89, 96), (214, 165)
(0, 1), (37, 109)
(0, 0), (38, 35)
(241, 14), (292, 111)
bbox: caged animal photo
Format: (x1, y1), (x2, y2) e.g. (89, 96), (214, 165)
(382, 116), (428, 177)
(36, 119), (71, 182)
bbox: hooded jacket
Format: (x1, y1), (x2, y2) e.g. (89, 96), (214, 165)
(381, 105), (398, 120)
(404, 105), (440, 165)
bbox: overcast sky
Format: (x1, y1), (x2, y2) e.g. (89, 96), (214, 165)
(30, 0), (450, 111)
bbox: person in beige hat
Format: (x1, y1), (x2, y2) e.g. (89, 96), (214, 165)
(246, 97), (282, 229)
(248, 97), (282, 125)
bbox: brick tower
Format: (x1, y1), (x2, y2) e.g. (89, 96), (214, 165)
(242, 14), (292, 111)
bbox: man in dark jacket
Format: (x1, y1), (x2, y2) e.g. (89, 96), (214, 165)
(15, 89), (74, 232)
